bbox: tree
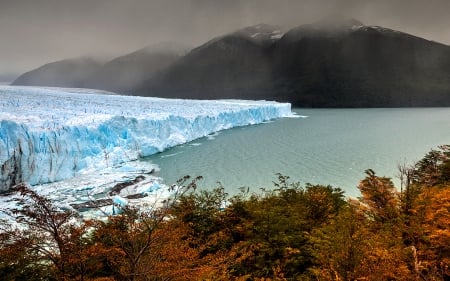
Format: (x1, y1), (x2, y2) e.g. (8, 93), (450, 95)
(412, 145), (450, 187)
(1, 183), (92, 281)
(172, 186), (230, 249)
(0, 224), (51, 281)
(310, 204), (371, 281)
(222, 177), (346, 280)
(358, 169), (400, 224)
(356, 170), (418, 280)
(91, 175), (205, 281)
(413, 185), (450, 279)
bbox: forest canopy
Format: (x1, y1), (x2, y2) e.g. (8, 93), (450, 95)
(1, 145), (450, 281)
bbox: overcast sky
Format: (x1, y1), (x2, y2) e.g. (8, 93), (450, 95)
(1, 0), (450, 78)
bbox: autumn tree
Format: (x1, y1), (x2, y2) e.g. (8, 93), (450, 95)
(358, 169), (400, 224)
(412, 145), (450, 187)
(2, 146), (450, 281)
(200, 175), (348, 280)
(0, 183), (95, 281)
(309, 204), (369, 280)
(355, 169), (420, 280)
(410, 185), (450, 279)
(0, 223), (52, 281)
(91, 175), (206, 281)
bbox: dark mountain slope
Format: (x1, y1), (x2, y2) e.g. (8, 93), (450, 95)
(12, 20), (450, 107)
(83, 42), (191, 94)
(136, 20), (450, 107)
(135, 24), (284, 100)
(12, 57), (102, 88)
(271, 21), (450, 107)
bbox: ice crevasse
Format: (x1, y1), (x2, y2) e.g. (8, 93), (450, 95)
(0, 86), (292, 191)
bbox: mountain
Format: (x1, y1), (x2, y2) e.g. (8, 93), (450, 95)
(11, 42), (191, 94)
(83, 42), (191, 94)
(11, 20), (450, 107)
(135, 24), (284, 100)
(11, 57), (102, 88)
(271, 19), (450, 107)
(136, 20), (450, 107)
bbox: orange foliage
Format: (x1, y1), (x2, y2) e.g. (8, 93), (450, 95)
(415, 185), (450, 278)
(3, 149), (450, 281)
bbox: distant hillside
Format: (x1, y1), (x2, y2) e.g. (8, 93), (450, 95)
(135, 19), (450, 107)
(12, 57), (102, 88)
(82, 42), (191, 94)
(12, 42), (191, 94)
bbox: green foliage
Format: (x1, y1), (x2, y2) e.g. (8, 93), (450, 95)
(187, 175), (347, 279)
(309, 205), (368, 280)
(0, 226), (53, 281)
(358, 169), (400, 224)
(412, 145), (450, 186)
(173, 186), (229, 241)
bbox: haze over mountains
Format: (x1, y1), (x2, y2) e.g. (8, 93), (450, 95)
(82, 42), (191, 93)
(12, 19), (450, 107)
(12, 58), (103, 88)
(12, 42), (191, 93)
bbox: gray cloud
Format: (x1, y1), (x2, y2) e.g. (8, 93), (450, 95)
(1, 0), (450, 78)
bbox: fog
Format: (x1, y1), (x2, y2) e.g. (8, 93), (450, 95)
(1, 0), (450, 77)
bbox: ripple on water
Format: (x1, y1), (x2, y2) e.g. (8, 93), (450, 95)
(146, 108), (450, 198)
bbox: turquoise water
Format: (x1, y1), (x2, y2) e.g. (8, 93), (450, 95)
(145, 108), (450, 197)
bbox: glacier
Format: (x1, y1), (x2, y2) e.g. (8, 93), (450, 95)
(0, 85), (292, 191)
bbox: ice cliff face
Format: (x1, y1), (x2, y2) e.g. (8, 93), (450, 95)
(0, 86), (292, 191)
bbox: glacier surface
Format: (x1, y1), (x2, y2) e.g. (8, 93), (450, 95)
(0, 86), (292, 191)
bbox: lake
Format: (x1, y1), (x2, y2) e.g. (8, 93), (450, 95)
(145, 108), (450, 197)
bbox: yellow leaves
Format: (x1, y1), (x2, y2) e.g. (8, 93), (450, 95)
(285, 247), (300, 256)
(423, 188), (450, 221)
(413, 185), (450, 278)
(357, 244), (412, 281)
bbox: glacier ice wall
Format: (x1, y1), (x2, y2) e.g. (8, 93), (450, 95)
(0, 86), (292, 190)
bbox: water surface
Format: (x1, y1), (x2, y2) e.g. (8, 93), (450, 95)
(146, 108), (450, 197)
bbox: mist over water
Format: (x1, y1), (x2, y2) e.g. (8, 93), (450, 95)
(146, 108), (450, 197)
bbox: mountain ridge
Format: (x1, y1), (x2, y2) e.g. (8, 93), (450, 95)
(12, 43), (191, 94)
(12, 20), (450, 107)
